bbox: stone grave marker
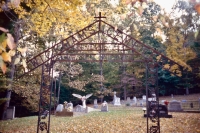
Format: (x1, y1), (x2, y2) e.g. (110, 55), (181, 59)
(93, 99), (98, 108)
(56, 104), (63, 112)
(126, 97), (131, 105)
(101, 101), (108, 112)
(168, 101), (183, 112)
(6, 106), (15, 119)
(144, 104), (172, 118)
(113, 91), (121, 106)
(133, 97), (137, 104)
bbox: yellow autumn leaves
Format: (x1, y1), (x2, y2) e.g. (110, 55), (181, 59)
(0, 27), (27, 74)
(0, 106), (200, 133)
(0, 31), (16, 73)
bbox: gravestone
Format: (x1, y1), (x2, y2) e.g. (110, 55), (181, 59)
(93, 99), (98, 108)
(142, 95), (146, 106)
(142, 95), (146, 101)
(126, 97), (131, 105)
(55, 102), (73, 117)
(133, 97), (137, 104)
(74, 105), (86, 112)
(181, 100), (200, 112)
(113, 91), (121, 106)
(144, 104), (172, 118)
(66, 102), (73, 112)
(56, 104), (63, 112)
(168, 101), (183, 112)
(101, 101), (108, 112)
(6, 106), (15, 119)
(86, 106), (100, 113)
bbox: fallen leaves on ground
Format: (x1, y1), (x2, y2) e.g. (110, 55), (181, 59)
(0, 107), (200, 133)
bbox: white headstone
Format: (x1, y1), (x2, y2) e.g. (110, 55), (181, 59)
(74, 105), (85, 112)
(113, 91), (121, 106)
(56, 104), (63, 112)
(67, 102), (73, 112)
(93, 99), (98, 108)
(133, 97), (137, 103)
(127, 97), (131, 104)
(101, 101), (108, 112)
(142, 95), (146, 100)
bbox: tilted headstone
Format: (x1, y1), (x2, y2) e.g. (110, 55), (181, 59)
(74, 105), (86, 112)
(56, 104), (63, 112)
(168, 101), (183, 112)
(101, 101), (108, 112)
(86, 106), (100, 113)
(93, 99), (98, 108)
(127, 97), (131, 104)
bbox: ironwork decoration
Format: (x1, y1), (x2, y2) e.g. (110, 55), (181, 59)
(36, 63), (53, 133)
(17, 12), (187, 133)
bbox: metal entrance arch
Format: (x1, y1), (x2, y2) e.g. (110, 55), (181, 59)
(17, 12), (186, 133)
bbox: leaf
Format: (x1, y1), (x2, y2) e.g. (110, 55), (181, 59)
(115, 26), (118, 31)
(163, 64), (170, 69)
(137, 6), (144, 16)
(11, 0), (21, 7)
(14, 57), (20, 65)
(0, 27), (9, 33)
(7, 33), (16, 50)
(156, 55), (161, 61)
(156, 28), (161, 33)
(120, 14), (126, 20)
(17, 47), (27, 56)
(1, 39), (7, 48)
(126, 0), (131, 5)
(2, 52), (11, 62)
(1, 62), (7, 74)
(194, 31), (199, 39)
(152, 16), (158, 21)
(195, 3), (200, 14)
(8, 50), (16, 56)
(22, 59), (27, 68)
(133, 24), (138, 31)
(0, 33), (6, 43)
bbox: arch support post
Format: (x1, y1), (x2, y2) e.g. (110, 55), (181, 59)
(37, 62), (54, 133)
(145, 62), (160, 133)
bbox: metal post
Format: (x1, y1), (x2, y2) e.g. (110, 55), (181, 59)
(155, 65), (160, 133)
(37, 65), (44, 133)
(57, 72), (61, 104)
(47, 64), (54, 133)
(54, 78), (56, 114)
(145, 63), (149, 133)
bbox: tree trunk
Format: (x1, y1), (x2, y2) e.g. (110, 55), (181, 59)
(1, 57), (16, 119)
(186, 88), (189, 95)
(1, 22), (20, 120)
(124, 87), (126, 100)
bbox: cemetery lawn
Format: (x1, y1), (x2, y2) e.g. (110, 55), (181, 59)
(0, 106), (200, 133)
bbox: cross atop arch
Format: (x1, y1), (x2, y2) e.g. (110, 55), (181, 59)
(94, 12), (106, 20)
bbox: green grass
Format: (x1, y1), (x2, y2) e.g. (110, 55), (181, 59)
(0, 106), (200, 133)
